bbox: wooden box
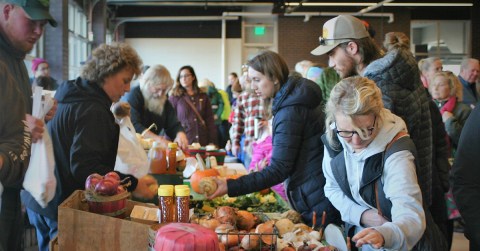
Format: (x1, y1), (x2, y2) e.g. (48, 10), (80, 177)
(58, 190), (157, 250)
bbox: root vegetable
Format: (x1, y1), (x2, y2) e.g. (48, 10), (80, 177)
(198, 177), (218, 196)
(281, 210), (303, 224)
(214, 206), (238, 225)
(215, 224), (235, 235)
(275, 218), (295, 237)
(190, 169), (220, 194)
(220, 230), (240, 248)
(255, 221), (275, 245)
(199, 217), (221, 231)
(236, 210), (257, 231)
(240, 235), (260, 250)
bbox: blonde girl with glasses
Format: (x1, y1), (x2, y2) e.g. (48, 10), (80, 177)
(323, 76), (428, 250)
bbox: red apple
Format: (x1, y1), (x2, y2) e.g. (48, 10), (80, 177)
(105, 171), (121, 181)
(85, 173), (103, 190)
(116, 186), (126, 194)
(95, 179), (118, 196)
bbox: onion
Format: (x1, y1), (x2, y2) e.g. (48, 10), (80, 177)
(215, 224), (235, 235)
(214, 206), (237, 225)
(255, 221), (275, 245)
(240, 234), (260, 250)
(275, 218), (295, 237)
(236, 210), (256, 231)
(199, 217), (221, 231)
(219, 230), (240, 248)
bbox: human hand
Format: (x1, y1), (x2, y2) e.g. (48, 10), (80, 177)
(442, 111), (453, 122)
(45, 99), (57, 121)
(132, 175), (158, 199)
(175, 132), (189, 150)
(352, 228), (385, 249)
(207, 176), (228, 199)
(26, 114), (45, 143)
(360, 209), (388, 227)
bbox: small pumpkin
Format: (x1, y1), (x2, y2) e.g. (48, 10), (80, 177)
(190, 168), (220, 194)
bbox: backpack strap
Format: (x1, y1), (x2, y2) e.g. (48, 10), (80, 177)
(375, 131), (416, 220)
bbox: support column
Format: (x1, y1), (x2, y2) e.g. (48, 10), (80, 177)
(44, 0), (68, 82)
(471, 1), (480, 59)
(92, 0), (107, 48)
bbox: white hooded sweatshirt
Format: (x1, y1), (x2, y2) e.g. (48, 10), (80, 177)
(323, 108), (425, 251)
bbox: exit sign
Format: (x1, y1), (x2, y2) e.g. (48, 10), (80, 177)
(254, 26), (265, 36)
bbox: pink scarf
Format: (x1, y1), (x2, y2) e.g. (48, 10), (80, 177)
(440, 96), (456, 114)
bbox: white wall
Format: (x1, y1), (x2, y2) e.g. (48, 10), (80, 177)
(126, 38), (242, 90)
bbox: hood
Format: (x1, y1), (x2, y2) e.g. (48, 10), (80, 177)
(272, 76), (322, 115)
(362, 48), (420, 91)
(338, 108), (408, 161)
(55, 77), (111, 108)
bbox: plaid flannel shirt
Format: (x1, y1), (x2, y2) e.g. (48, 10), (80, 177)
(231, 91), (263, 152)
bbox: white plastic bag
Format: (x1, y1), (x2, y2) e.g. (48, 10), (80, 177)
(23, 87), (56, 208)
(114, 116), (149, 178)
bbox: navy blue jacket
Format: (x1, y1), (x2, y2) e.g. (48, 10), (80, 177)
(227, 76), (340, 227)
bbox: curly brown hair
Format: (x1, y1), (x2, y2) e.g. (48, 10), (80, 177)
(81, 43), (142, 86)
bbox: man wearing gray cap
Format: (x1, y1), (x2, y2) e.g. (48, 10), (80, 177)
(313, 15), (447, 250)
(0, 0), (57, 250)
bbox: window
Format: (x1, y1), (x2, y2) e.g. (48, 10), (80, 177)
(68, 3), (90, 80)
(411, 20), (470, 73)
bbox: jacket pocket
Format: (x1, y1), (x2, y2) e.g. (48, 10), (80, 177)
(288, 186), (309, 213)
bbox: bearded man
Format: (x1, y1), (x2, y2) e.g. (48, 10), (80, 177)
(123, 64), (188, 149)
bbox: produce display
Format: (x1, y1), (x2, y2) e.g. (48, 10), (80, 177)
(194, 191), (290, 214)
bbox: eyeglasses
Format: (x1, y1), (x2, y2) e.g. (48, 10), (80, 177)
(335, 116), (376, 138)
(179, 74), (192, 79)
(318, 37), (352, 46)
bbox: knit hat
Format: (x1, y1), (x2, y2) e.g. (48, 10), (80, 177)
(311, 15), (369, 56)
(32, 58), (48, 72)
(6, 0), (57, 27)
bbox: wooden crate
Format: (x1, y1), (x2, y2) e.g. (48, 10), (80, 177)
(58, 190), (157, 250)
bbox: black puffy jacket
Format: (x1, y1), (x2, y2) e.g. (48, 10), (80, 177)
(227, 76), (340, 227)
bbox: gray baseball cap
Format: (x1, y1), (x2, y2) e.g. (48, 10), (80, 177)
(311, 15), (369, 56)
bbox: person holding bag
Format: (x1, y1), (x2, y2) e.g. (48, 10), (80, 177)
(169, 65), (217, 146)
(322, 76), (446, 250)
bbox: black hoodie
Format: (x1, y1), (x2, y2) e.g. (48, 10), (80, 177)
(22, 77), (137, 219)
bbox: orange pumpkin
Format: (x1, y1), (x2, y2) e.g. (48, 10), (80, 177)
(190, 169), (220, 194)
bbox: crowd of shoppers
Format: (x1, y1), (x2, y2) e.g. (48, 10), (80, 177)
(2, 1), (479, 249)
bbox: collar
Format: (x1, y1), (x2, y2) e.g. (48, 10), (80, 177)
(0, 32), (26, 60)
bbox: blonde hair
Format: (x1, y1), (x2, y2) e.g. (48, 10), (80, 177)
(429, 71), (462, 101)
(140, 64), (173, 92)
(81, 43), (142, 86)
(325, 76), (384, 149)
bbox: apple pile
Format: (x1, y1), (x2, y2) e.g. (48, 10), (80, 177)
(85, 172), (126, 196)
